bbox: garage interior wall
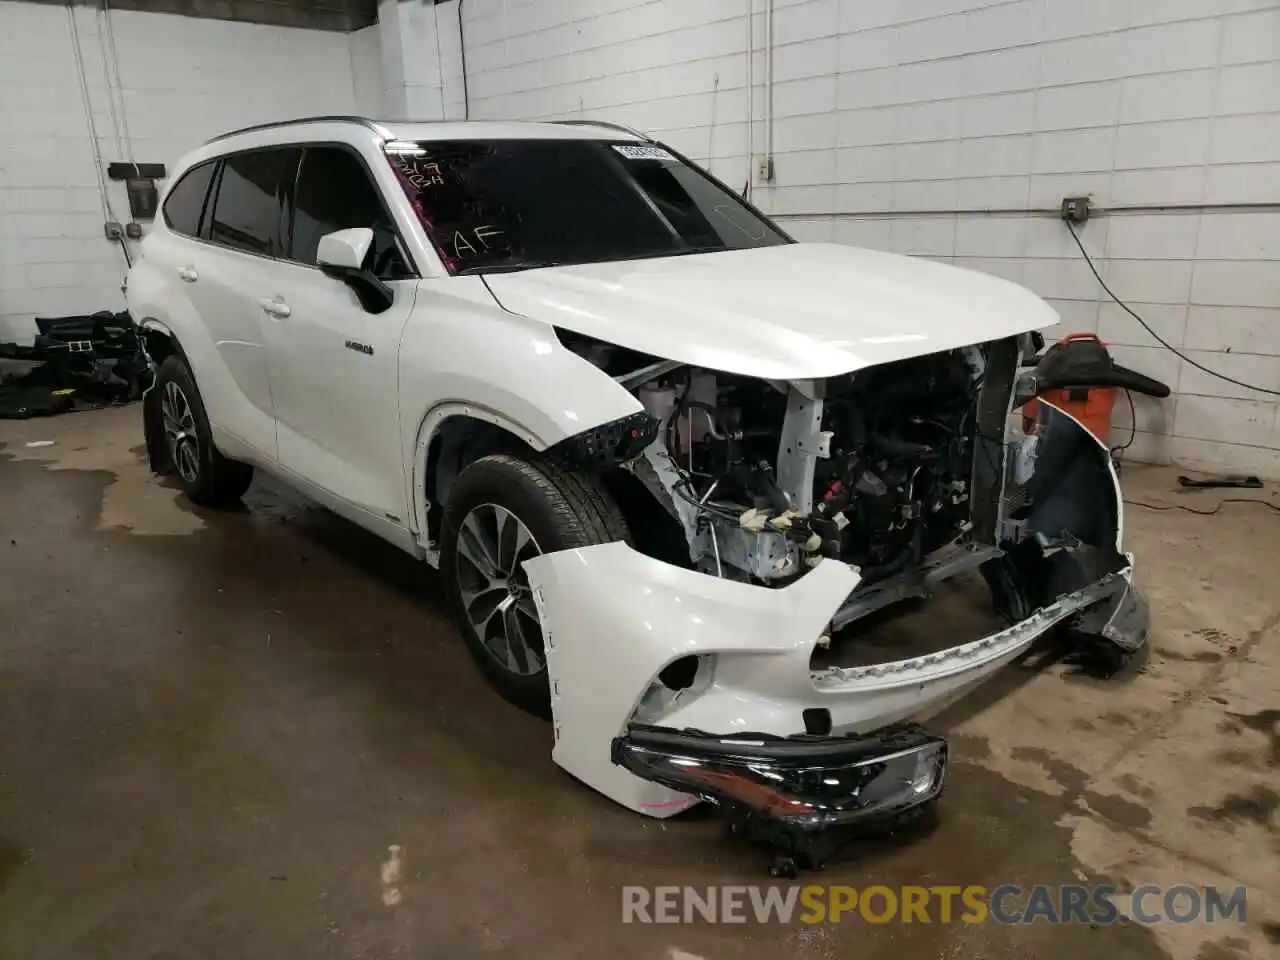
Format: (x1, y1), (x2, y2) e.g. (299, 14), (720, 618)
(386, 0), (1280, 476)
(350, 21), (386, 115)
(0, 1), (367, 345)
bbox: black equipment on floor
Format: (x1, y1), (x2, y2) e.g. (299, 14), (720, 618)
(0, 311), (150, 419)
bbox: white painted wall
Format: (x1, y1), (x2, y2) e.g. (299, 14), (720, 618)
(0, 2), (360, 344)
(388, 0), (1280, 475)
(350, 23), (386, 117)
(376, 0), (465, 120)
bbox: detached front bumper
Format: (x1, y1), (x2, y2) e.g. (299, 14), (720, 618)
(524, 541), (1147, 824)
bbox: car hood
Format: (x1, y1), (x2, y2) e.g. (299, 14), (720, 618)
(483, 243), (1058, 379)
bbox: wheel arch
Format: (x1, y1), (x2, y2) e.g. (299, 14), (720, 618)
(138, 319), (186, 472)
(136, 317), (187, 363)
(411, 404), (543, 561)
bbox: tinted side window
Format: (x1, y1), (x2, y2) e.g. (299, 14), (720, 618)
(162, 161), (216, 237)
(207, 148), (300, 256)
(291, 147), (410, 279)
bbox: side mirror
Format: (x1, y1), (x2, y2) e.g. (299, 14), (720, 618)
(316, 227), (393, 314)
(317, 227), (373, 270)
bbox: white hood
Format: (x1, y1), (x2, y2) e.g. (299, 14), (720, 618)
(484, 243), (1059, 379)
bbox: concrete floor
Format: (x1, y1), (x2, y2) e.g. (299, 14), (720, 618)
(1, 405), (1277, 960)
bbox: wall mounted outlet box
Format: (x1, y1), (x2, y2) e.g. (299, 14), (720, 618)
(757, 155), (775, 182)
(103, 222), (124, 240)
(1061, 196), (1091, 223)
(126, 178), (159, 220)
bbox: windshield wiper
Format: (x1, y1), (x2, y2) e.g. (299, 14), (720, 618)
(453, 259), (563, 276)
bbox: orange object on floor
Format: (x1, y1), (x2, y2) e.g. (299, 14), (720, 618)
(1023, 333), (1117, 445)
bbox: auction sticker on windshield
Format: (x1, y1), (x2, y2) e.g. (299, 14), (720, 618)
(613, 144), (677, 162)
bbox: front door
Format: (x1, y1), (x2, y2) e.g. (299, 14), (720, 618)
(261, 144), (418, 526)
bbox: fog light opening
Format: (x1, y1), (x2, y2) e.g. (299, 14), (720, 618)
(658, 655), (700, 691)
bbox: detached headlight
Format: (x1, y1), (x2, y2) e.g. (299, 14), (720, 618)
(612, 723), (947, 829)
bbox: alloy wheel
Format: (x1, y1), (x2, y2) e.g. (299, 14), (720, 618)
(161, 380), (200, 484)
(454, 503), (545, 676)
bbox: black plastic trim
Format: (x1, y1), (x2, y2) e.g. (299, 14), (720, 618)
(109, 161), (166, 180)
(546, 412), (659, 469)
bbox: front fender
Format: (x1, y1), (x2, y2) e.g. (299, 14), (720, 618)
(397, 278), (645, 541)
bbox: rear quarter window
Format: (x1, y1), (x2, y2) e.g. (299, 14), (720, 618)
(161, 161), (217, 238)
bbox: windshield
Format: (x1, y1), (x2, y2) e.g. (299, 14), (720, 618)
(385, 139), (791, 275)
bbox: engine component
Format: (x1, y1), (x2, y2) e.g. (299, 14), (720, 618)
(632, 348), (983, 584)
(637, 383), (677, 424)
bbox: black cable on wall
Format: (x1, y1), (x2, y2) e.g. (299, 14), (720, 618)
(771, 198), (1279, 397)
(1064, 220), (1280, 398)
(429, 0), (469, 119)
(457, 0), (470, 119)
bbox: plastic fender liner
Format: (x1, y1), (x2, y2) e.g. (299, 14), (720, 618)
(995, 399), (1150, 668)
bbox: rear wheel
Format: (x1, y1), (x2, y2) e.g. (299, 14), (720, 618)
(440, 454), (628, 716)
(153, 355), (253, 506)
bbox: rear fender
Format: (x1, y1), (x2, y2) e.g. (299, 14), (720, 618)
(136, 319), (182, 473)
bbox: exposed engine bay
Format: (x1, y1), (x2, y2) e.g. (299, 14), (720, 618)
(531, 330), (1149, 874)
(631, 350), (984, 586)
(560, 330), (1004, 598)
(549, 329), (1150, 655)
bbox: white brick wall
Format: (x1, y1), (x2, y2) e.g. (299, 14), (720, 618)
(350, 24), (385, 117)
(376, 0), (466, 120)
(384, 0), (1279, 475)
(0, 2), (360, 343)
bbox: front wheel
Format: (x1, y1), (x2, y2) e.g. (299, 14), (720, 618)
(440, 454), (629, 716)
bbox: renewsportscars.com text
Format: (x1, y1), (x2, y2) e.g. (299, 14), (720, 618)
(622, 884), (1248, 926)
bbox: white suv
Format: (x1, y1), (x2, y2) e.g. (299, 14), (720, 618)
(127, 116), (1146, 867)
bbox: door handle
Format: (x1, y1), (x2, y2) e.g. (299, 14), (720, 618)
(258, 296), (291, 319)
(177, 266), (198, 282)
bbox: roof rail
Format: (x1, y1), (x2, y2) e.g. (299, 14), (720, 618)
(553, 119), (653, 142)
(204, 116), (386, 145)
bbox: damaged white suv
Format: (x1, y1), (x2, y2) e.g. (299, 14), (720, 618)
(128, 117), (1147, 868)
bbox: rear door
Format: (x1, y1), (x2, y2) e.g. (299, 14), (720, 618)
(261, 143), (417, 525)
(146, 158), (269, 460)
(179, 147), (301, 460)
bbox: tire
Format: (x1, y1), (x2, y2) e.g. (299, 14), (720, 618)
(440, 454), (629, 716)
(153, 354), (253, 506)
